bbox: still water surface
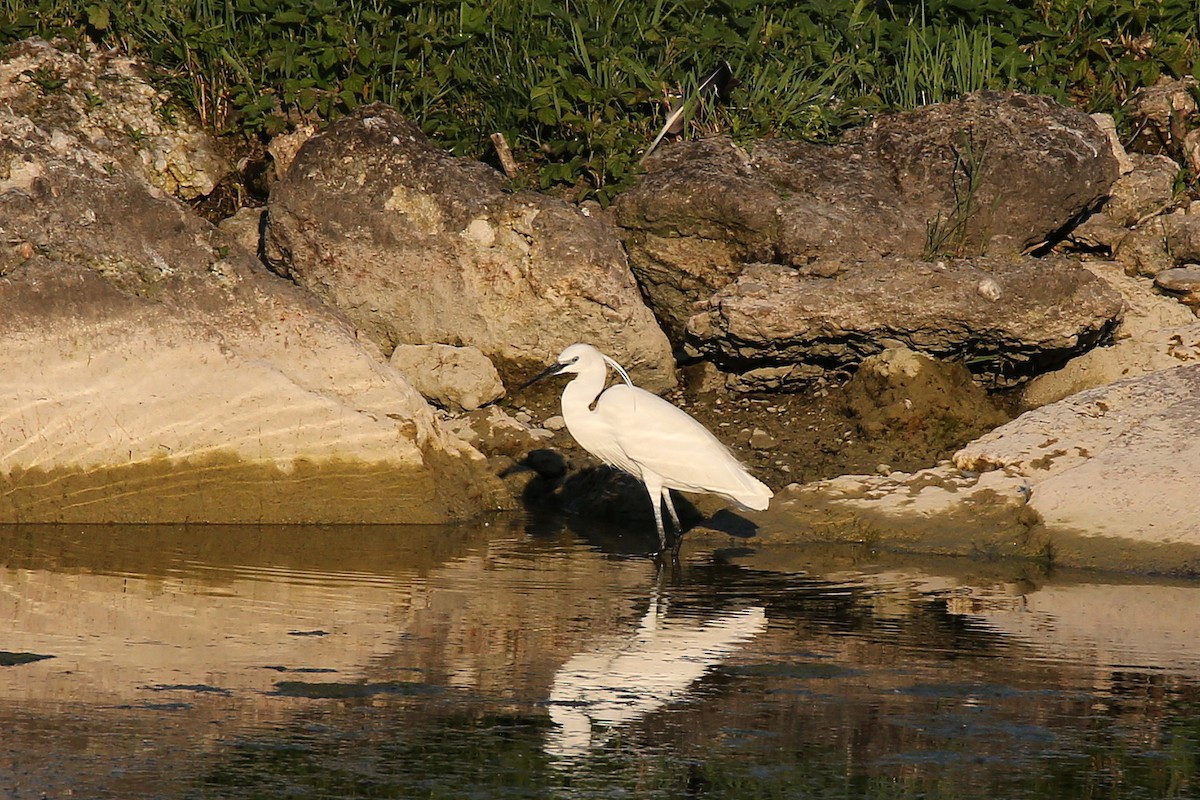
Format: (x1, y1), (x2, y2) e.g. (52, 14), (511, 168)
(1, 517), (1198, 799)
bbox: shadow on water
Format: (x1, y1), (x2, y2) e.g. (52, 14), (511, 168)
(1, 516), (1199, 799)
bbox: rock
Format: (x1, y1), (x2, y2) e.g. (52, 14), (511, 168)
(1089, 112), (1135, 174)
(264, 103), (675, 391)
(1114, 220), (1177, 276)
(543, 415), (567, 431)
(1164, 209), (1200, 263)
(1127, 76), (1198, 154)
(1083, 261), (1196, 341)
(1098, 154), (1179, 227)
(0, 37), (230, 200)
(844, 348), (1008, 444)
(440, 406), (551, 460)
(617, 92), (1118, 337)
(1019, 324), (1200, 409)
(1154, 266), (1200, 294)
(1116, 209), (1200, 276)
(267, 123), (316, 179)
(751, 363), (1200, 573)
(1017, 262), (1200, 408)
(956, 364), (1200, 570)
(1186, 128), (1200, 177)
(748, 429), (776, 450)
(217, 206), (265, 259)
(389, 343), (505, 412)
(0, 58), (507, 523)
(686, 256), (1123, 390)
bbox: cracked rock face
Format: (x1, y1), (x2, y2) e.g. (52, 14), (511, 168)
(0, 37), (230, 200)
(264, 104), (675, 391)
(685, 256), (1124, 390)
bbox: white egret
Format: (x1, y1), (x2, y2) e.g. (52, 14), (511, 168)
(523, 343), (772, 549)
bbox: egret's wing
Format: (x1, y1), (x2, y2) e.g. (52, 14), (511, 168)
(596, 386), (771, 508)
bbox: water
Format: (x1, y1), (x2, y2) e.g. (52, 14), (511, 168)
(1, 517), (1198, 799)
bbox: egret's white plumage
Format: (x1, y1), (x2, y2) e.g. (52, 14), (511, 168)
(530, 343), (772, 549)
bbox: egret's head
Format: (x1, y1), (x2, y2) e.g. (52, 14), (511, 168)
(518, 343), (630, 391)
(552, 343), (599, 375)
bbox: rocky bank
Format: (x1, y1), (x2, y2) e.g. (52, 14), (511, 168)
(3, 38), (1200, 573)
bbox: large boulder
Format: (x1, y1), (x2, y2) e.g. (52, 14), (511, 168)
(686, 256), (1124, 390)
(617, 91), (1118, 338)
(264, 104), (676, 391)
(0, 45), (507, 524)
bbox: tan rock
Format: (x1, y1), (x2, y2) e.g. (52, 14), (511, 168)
(265, 104), (675, 391)
(390, 343), (505, 412)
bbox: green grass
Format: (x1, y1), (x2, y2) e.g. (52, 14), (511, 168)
(1, 0), (1198, 204)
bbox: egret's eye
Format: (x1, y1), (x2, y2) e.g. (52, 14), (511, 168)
(563, 356), (579, 366)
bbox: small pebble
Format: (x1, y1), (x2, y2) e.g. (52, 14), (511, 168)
(513, 410), (532, 424)
(749, 428), (777, 449)
(976, 277), (1002, 301)
(542, 415), (566, 431)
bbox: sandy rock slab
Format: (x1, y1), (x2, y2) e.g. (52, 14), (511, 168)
(0, 59), (508, 523)
(0, 261), (510, 524)
(728, 364), (1200, 575)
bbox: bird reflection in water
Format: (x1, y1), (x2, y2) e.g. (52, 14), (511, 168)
(545, 593), (768, 759)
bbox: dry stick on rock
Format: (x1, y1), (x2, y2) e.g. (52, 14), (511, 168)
(490, 132), (519, 178)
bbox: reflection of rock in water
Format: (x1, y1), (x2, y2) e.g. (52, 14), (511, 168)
(546, 598), (767, 759)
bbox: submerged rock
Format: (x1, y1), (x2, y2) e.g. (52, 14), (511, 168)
(265, 104), (675, 391)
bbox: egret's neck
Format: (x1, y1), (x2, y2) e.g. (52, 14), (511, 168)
(561, 366), (608, 418)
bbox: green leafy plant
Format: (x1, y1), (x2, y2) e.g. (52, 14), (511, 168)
(1, 0), (1197, 203)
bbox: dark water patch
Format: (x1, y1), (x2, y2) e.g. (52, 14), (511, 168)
(0, 651), (53, 666)
(141, 684), (232, 696)
(262, 665), (339, 673)
(270, 680), (436, 699)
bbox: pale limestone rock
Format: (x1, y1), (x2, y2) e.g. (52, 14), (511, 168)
(960, 364), (1200, 547)
(0, 46), (507, 523)
(750, 364), (1200, 573)
(265, 104), (675, 391)
(390, 343), (505, 412)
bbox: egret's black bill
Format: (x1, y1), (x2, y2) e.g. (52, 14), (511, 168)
(517, 362), (565, 392)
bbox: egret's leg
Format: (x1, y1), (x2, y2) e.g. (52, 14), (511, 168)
(641, 476), (668, 551)
(662, 489), (681, 534)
